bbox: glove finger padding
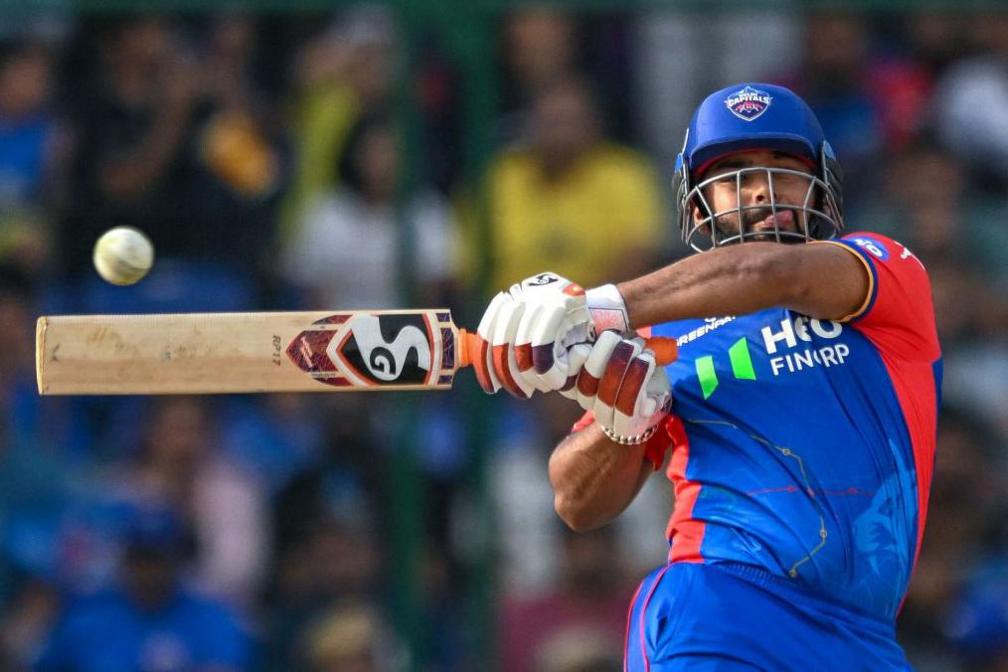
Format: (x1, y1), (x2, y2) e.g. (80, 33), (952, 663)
(558, 342), (591, 400)
(473, 291), (510, 393)
(530, 302), (583, 367)
(576, 335), (672, 439)
(489, 293), (534, 399)
(592, 336), (644, 430)
(515, 302), (563, 394)
(513, 303), (542, 374)
(575, 330), (622, 417)
(611, 348), (671, 437)
(512, 277), (592, 394)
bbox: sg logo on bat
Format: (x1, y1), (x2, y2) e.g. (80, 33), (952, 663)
(286, 311), (453, 389)
(341, 314), (431, 383)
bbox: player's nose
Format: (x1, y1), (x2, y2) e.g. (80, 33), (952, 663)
(748, 171), (774, 203)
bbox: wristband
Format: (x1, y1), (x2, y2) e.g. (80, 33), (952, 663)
(585, 283), (630, 335)
(601, 422), (660, 446)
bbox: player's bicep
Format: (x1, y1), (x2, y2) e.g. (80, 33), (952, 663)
(784, 241), (871, 322)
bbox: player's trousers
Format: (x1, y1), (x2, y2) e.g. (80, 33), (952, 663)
(624, 561), (912, 671)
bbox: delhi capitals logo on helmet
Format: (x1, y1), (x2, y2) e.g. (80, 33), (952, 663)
(725, 85), (773, 121)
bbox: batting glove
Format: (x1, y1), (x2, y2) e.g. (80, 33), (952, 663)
(472, 272), (635, 398)
(471, 272), (588, 398)
(572, 331), (672, 443)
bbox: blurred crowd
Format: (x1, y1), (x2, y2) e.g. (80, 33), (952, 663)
(0, 5), (1006, 671)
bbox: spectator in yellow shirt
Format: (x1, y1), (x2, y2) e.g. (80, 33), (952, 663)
(279, 7), (396, 239)
(479, 76), (667, 290)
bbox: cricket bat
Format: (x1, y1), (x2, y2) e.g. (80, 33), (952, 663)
(35, 309), (678, 395)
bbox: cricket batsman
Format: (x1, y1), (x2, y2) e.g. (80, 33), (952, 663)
(473, 83), (941, 670)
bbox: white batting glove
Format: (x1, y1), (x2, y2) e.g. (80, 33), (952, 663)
(513, 280), (633, 395)
(472, 272), (635, 398)
(573, 331), (672, 442)
(472, 272), (592, 398)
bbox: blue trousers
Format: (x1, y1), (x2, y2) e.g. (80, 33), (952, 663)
(624, 562), (912, 671)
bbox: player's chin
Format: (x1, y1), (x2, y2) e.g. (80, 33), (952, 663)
(710, 229), (803, 245)
(746, 230), (806, 244)
(707, 221), (804, 247)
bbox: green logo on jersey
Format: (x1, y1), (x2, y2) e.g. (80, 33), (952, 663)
(695, 337), (757, 399)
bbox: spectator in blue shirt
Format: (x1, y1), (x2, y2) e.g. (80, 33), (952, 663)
(34, 505), (251, 672)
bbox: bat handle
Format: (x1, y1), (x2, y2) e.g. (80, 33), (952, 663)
(642, 336), (679, 365)
(457, 329), (485, 369)
(457, 330), (678, 368)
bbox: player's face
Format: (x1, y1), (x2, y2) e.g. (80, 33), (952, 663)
(693, 150), (815, 242)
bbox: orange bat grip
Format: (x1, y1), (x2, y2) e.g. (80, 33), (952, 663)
(457, 330), (678, 368)
(643, 336), (679, 365)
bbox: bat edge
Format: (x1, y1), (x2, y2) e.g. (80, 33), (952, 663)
(35, 316), (47, 395)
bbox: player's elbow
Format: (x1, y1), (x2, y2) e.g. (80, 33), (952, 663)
(549, 459), (603, 531)
(553, 494), (605, 532)
(547, 429), (626, 532)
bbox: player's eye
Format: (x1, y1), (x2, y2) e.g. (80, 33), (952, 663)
(773, 170), (811, 188)
(709, 170), (735, 183)
(736, 170), (764, 187)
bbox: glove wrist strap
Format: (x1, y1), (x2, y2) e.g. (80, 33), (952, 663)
(586, 283), (630, 335)
(601, 422), (660, 446)
(599, 399), (674, 446)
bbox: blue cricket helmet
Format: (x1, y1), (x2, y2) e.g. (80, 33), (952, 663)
(672, 83), (844, 251)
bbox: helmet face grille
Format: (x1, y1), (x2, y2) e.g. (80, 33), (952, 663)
(672, 83), (844, 252)
(677, 165), (843, 252)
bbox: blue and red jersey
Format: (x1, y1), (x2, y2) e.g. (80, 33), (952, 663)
(622, 232), (940, 622)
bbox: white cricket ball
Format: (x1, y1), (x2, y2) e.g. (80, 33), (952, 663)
(93, 227), (155, 286)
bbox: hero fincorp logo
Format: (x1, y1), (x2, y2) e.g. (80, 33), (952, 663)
(850, 236), (889, 260)
(761, 316), (849, 376)
(725, 86), (773, 121)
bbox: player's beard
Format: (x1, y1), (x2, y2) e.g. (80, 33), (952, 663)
(712, 205), (804, 243)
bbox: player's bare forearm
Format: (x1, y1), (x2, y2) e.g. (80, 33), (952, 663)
(548, 423), (653, 531)
(619, 241), (868, 328)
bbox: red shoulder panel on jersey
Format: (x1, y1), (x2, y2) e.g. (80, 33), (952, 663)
(817, 232), (940, 362)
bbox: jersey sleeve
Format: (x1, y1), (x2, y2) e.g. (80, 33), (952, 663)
(818, 232), (941, 361)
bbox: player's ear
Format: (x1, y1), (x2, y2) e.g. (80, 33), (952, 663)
(692, 201), (712, 234)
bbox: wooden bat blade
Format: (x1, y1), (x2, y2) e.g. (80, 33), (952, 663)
(36, 310), (464, 395)
(35, 309), (679, 396)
